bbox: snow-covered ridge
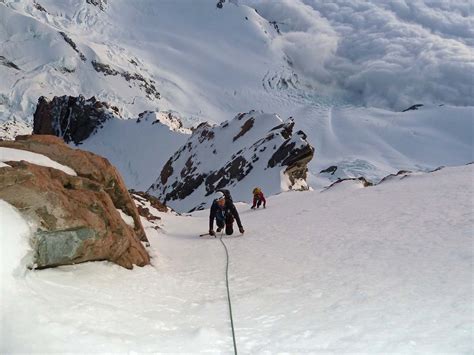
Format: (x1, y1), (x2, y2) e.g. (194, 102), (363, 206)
(0, 147), (76, 175)
(137, 111), (191, 135)
(3, 0), (471, 131)
(148, 111), (314, 212)
(306, 104), (474, 188)
(31, 95), (191, 190)
(73, 109), (192, 191)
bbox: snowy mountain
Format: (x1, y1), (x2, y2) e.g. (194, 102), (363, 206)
(2, 164), (472, 352)
(1, 0), (473, 352)
(32, 94), (191, 191)
(2, 0), (472, 129)
(2, 0), (472, 195)
(148, 111), (314, 212)
(78, 110), (191, 191)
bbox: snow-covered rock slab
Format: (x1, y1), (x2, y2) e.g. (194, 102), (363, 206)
(148, 111), (314, 212)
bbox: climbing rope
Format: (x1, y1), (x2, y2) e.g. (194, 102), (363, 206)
(219, 232), (238, 355)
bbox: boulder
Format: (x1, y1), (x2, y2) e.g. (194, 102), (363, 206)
(0, 135), (150, 269)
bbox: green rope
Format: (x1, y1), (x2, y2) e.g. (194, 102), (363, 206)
(219, 233), (238, 355)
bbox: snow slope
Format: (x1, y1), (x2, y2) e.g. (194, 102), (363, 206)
(78, 111), (191, 191)
(301, 104), (474, 186)
(0, 0), (280, 125)
(2, 165), (472, 353)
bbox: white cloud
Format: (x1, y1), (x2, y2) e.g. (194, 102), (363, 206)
(242, 0), (474, 109)
(247, 0), (339, 85)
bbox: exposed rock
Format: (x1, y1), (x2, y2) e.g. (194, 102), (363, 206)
(130, 190), (168, 230)
(233, 117), (254, 142)
(148, 111), (314, 212)
(324, 176), (373, 191)
(0, 135), (149, 245)
(33, 2), (47, 12)
(429, 166), (445, 173)
(378, 170), (412, 184)
(402, 104), (424, 112)
(269, 21), (281, 35)
(160, 158), (174, 185)
(217, 0), (240, 8)
(59, 32), (86, 61)
(0, 144), (150, 269)
(91, 61), (119, 76)
(33, 95), (118, 144)
(0, 119), (31, 141)
(320, 165), (338, 175)
(0, 56), (20, 70)
(91, 61), (160, 100)
(148, 111), (190, 133)
(86, 0), (107, 11)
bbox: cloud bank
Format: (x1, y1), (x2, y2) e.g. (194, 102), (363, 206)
(242, 0), (474, 109)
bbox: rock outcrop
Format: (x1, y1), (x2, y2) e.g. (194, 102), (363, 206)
(148, 111), (314, 212)
(130, 190), (168, 230)
(0, 135), (150, 269)
(33, 95), (119, 144)
(86, 0), (107, 11)
(323, 176), (373, 192)
(402, 104), (424, 112)
(32, 96), (191, 190)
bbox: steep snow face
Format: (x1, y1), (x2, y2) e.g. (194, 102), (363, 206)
(1, 165), (472, 353)
(148, 111), (314, 212)
(74, 111), (190, 191)
(0, 0), (163, 128)
(0, 0), (280, 128)
(2, 0), (472, 131)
